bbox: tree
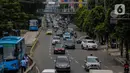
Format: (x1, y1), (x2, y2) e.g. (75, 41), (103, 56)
(0, 0), (29, 36)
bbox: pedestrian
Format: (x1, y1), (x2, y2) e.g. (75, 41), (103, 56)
(20, 57), (27, 73)
(24, 53), (29, 66)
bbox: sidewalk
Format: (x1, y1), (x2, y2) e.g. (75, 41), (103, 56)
(102, 45), (130, 66)
(72, 24), (129, 66)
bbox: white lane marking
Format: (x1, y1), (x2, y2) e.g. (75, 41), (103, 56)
(49, 53), (51, 56)
(104, 66), (108, 68)
(75, 60), (79, 63)
(50, 57), (53, 59)
(68, 54), (70, 55)
(70, 57), (74, 60)
(82, 65), (85, 68)
(49, 50), (51, 53)
(66, 50), (68, 52)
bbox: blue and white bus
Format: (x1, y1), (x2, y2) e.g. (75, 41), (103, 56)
(0, 36), (25, 72)
(29, 19), (39, 31)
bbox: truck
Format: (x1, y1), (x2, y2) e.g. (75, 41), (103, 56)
(89, 70), (113, 73)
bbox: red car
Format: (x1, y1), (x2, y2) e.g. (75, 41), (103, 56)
(54, 44), (65, 54)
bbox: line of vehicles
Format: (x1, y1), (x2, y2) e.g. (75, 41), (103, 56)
(42, 15), (113, 73)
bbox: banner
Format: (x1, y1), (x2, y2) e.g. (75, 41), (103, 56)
(78, 0), (82, 8)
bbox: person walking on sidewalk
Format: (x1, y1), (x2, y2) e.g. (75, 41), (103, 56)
(24, 53), (29, 66)
(20, 57), (27, 73)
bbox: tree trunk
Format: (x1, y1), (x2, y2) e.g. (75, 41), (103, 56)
(125, 40), (129, 60)
(120, 39), (123, 57)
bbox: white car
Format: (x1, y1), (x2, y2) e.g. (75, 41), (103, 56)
(84, 56), (101, 71)
(81, 39), (98, 50)
(46, 29), (53, 35)
(42, 69), (56, 73)
(52, 36), (60, 45)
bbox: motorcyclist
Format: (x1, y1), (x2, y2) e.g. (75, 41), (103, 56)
(124, 60), (129, 73)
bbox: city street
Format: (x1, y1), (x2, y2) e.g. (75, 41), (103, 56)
(33, 19), (124, 73)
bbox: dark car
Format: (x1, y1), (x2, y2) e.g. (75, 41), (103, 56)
(56, 30), (63, 37)
(64, 39), (75, 49)
(54, 56), (71, 72)
(54, 44), (65, 54)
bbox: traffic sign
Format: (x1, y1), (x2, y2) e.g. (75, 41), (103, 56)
(115, 4), (125, 15)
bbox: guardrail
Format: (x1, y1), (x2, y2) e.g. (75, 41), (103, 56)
(24, 56), (38, 73)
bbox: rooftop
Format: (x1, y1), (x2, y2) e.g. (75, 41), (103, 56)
(0, 36), (23, 44)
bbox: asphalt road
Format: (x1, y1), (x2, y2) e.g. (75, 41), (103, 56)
(33, 19), (124, 73)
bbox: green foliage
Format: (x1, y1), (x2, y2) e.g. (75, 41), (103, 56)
(0, 0), (31, 36)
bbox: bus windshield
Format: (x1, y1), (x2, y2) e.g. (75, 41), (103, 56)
(29, 20), (38, 26)
(2, 44), (16, 60)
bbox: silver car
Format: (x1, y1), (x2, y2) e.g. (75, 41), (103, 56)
(84, 56), (101, 71)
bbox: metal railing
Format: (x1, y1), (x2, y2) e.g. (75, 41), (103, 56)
(24, 56), (39, 73)
(38, 8), (76, 14)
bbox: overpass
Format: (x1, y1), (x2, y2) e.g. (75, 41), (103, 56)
(37, 8), (76, 14)
(37, 2), (87, 14)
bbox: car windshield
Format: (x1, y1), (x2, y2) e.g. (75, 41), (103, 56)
(55, 44), (62, 48)
(87, 58), (98, 63)
(48, 29), (52, 31)
(57, 57), (68, 63)
(66, 40), (74, 43)
(88, 41), (95, 43)
(53, 36), (60, 39)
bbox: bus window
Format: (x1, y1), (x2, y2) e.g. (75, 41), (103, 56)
(3, 44), (15, 60)
(29, 20), (38, 26)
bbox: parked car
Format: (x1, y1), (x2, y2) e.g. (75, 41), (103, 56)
(64, 39), (75, 49)
(54, 56), (71, 72)
(52, 36), (60, 45)
(84, 56), (101, 71)
(54, 44), (65, 54)
(81, 39), (98, 50)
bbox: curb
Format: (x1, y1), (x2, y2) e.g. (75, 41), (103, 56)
(36, 66), (40, 73)
(24, 27), (42, 73)
(30, 38), (38, 57)
(24, 55), (36, 73)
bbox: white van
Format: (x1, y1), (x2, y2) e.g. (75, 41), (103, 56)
(42, 69), (56, 73)
(89, 70), (113, 73)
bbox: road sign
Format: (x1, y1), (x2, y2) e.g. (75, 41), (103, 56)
(48, 2), (55, 4)
(115, 4), (125, 15)
(110, 10), (118, 18)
